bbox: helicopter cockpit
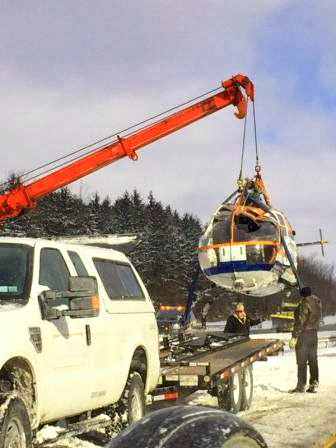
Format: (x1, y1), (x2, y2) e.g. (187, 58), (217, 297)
(199, 205), (280, 263)
(198, 177), (298, 296)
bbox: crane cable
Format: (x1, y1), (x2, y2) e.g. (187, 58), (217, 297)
(237, 98), (261, 191)
(252, 101), (261, 176)
(237, 98), (249, 191)
(0, 86), (223, 192)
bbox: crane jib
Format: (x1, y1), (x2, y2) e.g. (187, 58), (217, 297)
(0, 74), (254, 221)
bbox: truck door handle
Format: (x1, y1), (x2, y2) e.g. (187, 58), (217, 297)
(85, 324), (91, 346)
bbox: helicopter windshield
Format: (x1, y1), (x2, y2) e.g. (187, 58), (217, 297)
(234, 214), (278, 242)
(212, 211), (231, 244)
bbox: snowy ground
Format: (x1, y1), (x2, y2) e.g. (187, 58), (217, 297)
(188, 344), (336, 448)
(46, 321), (336, 448)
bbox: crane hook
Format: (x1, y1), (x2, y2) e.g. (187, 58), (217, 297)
(234, 90), (247, 119)
(222, 74), (254, 120)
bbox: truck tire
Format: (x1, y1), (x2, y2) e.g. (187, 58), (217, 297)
(217, 371), (242, 414)
(0, 397), (32, 448)
(117, 372), (145, 426)
(105, 405), (267, 448)
(241, 365), (253, 411)
(126, 372), (146, 424)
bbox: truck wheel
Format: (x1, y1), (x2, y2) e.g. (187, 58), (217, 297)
(127, 372), (145, 424)
(241, 365), (253, 411)
(116, 372), (145, 426)
(105, 405), (267, 448)
(0, 397), (32, 448)
(217, 372), (242, 414)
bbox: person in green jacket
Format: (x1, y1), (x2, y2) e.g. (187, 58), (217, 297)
(289, 286), (322, 394)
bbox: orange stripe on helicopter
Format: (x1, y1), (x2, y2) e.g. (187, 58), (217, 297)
(198, 240), (280, 251)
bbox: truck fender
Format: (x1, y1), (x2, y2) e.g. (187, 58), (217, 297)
(0, 356), (39, 429)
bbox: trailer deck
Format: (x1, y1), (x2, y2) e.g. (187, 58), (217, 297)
(150, 332), (284, 413)
(161, 337), (283, 378)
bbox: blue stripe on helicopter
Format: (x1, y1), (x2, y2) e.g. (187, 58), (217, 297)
(204, 261), (273, 276)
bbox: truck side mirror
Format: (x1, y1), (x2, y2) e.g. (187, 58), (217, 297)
(69, 276), (97, 293)
(68, 276), (100, 318)
(39, 276), (100, 320)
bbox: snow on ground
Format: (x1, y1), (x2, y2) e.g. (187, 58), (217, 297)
(321, 315), (336, 325)
(188, 344), (336, 447)
(52, 346), (336, 448)
(49, 322), (336, 448)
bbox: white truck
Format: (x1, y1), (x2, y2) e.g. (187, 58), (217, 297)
(0, 236), (160, 447)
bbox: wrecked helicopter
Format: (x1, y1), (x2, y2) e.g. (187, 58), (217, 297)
(198, 172), (327, 297)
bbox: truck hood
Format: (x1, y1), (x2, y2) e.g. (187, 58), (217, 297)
(0, 302), (24, 313)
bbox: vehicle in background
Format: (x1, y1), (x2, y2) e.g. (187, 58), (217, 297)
(156, 306), (184, 334)
(270, 302), (296, 332)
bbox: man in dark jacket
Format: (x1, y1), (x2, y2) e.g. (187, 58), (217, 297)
(224, 303), (261, 336)
(289, 286), (322, 394)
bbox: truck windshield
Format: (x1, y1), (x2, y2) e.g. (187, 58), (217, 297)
(0, 244), (32, 303)
(156, 310), (182, 322)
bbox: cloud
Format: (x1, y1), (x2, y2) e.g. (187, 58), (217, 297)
(0, 0), (335, 267)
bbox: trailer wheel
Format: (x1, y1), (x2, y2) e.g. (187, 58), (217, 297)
(241, 365), (253, 411)
(0, 397), (32, 448)
(105, 405), (267, 448)
(217, 371), (242, 414)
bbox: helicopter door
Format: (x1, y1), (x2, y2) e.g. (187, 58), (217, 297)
(211, 211), (232, 266)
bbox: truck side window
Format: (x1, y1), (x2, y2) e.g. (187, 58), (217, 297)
(117, 264), (145, 298)
(68, 251), (89, 276)
(93, 258), (145, 301)
(39, 248), (70, 307)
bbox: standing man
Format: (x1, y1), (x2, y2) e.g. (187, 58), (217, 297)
(224, 302), (262, 337)
(201, 299), (213, 329)
(289, 286), (322, 393)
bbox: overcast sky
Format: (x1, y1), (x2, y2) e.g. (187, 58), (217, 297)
(1, 0), (335, 268)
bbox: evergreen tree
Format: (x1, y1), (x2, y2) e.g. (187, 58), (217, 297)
(112, 191), (133, 233)
(0, 171), (335, 312)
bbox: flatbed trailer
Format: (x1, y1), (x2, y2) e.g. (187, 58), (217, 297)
(150, 332), (284, 414)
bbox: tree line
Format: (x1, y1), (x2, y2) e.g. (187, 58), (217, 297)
(1, 183), (335, 317)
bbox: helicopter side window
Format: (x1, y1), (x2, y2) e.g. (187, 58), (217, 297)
(234, 215), (278, 242)
(199, 225), (213, 247)
(212, 212), (231, 244)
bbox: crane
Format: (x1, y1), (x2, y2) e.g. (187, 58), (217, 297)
(0, 74), (254, 222)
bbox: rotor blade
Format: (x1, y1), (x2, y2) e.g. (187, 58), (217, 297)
(319, 228), (325, 257)
(281, 234), (304, 291)
(296, 241), (328, 247)
(222, 189), (239, 205)
(297, 228), (327, 257)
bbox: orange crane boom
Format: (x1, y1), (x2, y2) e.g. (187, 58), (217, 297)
(0, 74), (254, 221)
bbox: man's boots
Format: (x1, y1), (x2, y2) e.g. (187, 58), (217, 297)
(306, 381), (318, 393)
(288, 386), (305, 393)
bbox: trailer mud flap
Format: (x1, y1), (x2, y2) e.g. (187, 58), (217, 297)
(148, 386), (178, 404)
